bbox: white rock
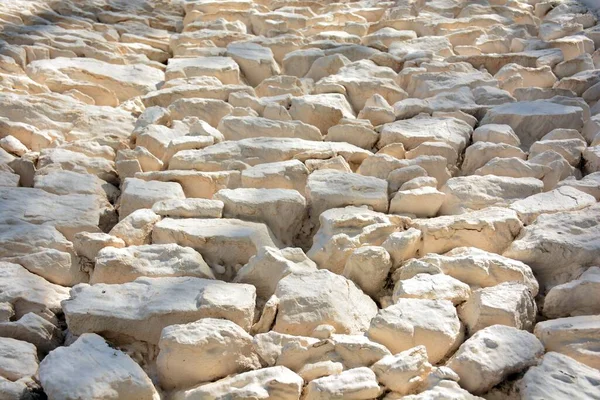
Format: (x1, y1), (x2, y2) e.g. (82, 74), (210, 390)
(0, 337), (38, 382)
(151, 198), (224, 218)
(165, 56), (240, 84)
(368, 299), (463, 364)
(458, 283), (537, 335)
(412, 207), (523, 255)
(461, 142), (526, 175)
(343, 246), (392, 298)
(519, 352), (600, 400)
(241, 160), (309, 194)
(157, 318), (261, 389)
(215, 188), (306, 246)
(39, 334), (158, 400)
(118, 178), (185, 220)
(235, 246), (317, 300)
(63, 277), (256, 343)
(472, 124), (521, 146)
(440, 176), (543, 215)
(109, 209), (161, 247)
(306, 170), (388, 220)
(510, 186), (596, 225)
(91, 243), (214, 284)
(446, 325), (544, 394)
(379, 117), (472, 154)
(172, 366), (303, 400)
(72, 232), (125, 261)
(0, 262), (70, 320)
(504, 203), (600, 289)
(304, 367), (382, 400)
(273, 269), (378, 336)
(480, 100), (584, 147)
(382, 228), (423, 268)
(289, 94), (356, 134)
(152, 217), (281, 279)
(390, 186), (446, 218)
(218, 116), (322, 141)
(394, 273), (471, 305)
(371, 346), (432, 395)
(0, 135), (28, 156)
(227, 42), (280, 87)
(543, 266), (600, 318)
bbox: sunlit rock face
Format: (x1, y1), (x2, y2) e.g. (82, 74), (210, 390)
(1, 0), (600, 398)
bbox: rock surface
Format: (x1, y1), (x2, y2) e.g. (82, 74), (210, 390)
(1, 0), (599, 398)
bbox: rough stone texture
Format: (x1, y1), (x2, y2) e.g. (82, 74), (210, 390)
(63, 277), (256, 343)
(39, 334), (159, 400)
(446, 325), (544, 395)
(368, 299), (464, 364)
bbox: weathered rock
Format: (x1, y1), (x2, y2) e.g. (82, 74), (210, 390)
(235, 246), (317, 300)
(91, 243), (214, 284)
(0, 337), (38, 382)
(172, 366), (303, 400)
(504, 204), (600, 289)
(39, 334), (158, 400)
(343, 246), (392, 298)
(218, 116), (322, 141)
(394, 273), (471, 305)
(519, 352), (600, 400)
(480, 101), (584, 147)
(446, 325), (544, 395)
(157, 318), (261, 389)
(458, 283), (537, 335)
(151, 198), (224, 218)
(371, 346), (432, 395)
(543, 266), (600, 318)
(273, 270), (378, 336)
(215, 188), (306, 246)
(63, 277), (256, 343)
(153, 217), (281, 278)
(368, 299), (463, 363)
(306, 170), (388, 220)
(412, 207), (523, 255)
(304, 367), (381, 400)
(118, 178), (185, 220)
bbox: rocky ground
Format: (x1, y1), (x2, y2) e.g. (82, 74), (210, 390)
(0, 0), (599, 399)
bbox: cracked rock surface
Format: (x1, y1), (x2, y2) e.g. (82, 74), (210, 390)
(0, 0), (599, 399)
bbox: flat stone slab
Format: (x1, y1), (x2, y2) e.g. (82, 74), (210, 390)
(63, 276), (256, 344)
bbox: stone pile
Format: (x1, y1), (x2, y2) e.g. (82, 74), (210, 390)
(0, 0), (599, 399)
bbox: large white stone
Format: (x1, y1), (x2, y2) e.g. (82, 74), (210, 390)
(306, 170), (388, 220)
(543, 266), (600, 318)
(368, 299), (463, 364)
(504, 203), (600, 289)
(273, 270), (378, 336)
(371, 346), (432, 395)
(118, 178), (185, 220)
(393, 273), (471, 305)
(304, 367), (382, 400)
(39, 334), (158, 400)
(519, 352), (600, 400)
(157, 318), (261, 389)
(152, 217), (281, 279)
(172, 366), (303, 400)
(63, 277), (256, 343)
(0, 337), (38, 382)
(412, 207), (523, 255)
(446, 325), (544, 394)
(218, 116), (322, 141)
(91, 243), (214, 284)
(480, 100), (584, 147)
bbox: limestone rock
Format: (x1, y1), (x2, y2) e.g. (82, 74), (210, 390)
(273, 270), (378, 336)
(109, 209), (161, 247)
(304, 367), (382, 400)
(446, 325), (544, 395)
(368, 299), (463, 364)
(504, 204), (600, 289)
(91, 243), (214, 284)
(172, 366), (303, 400)
(235, 246), (317, 300)
(394, 273), (471, 305)
(480, 100), (584, 147)
(118, 178), (185, 220)
(151, 198), (224, 218)
(458, 283), (537, 335)
(371, 346), (432, 395)
(0, 337), (38, 382)
(39, 333), (158, 400)
(306, 170), (388, 220)
(543, 266), (600, 318)
(343, 246), (392, 298)
(63, 277), (256, 343)
(157, 318), (261, 389)
(519, 352), (600, 400)
(215, 188), (306, 246)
